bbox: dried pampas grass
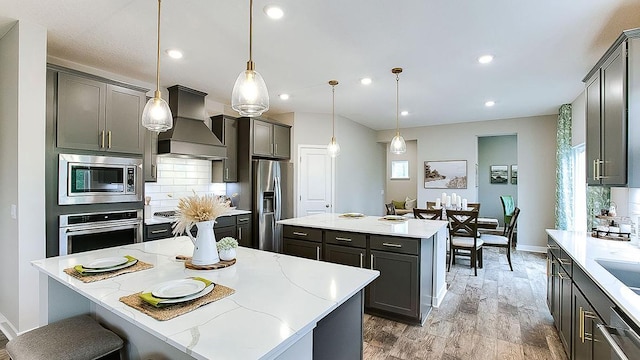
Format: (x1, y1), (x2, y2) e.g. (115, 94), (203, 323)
(172, 193), (230, 236)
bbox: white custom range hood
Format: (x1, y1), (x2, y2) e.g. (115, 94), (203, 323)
(157, 85), (227, 160)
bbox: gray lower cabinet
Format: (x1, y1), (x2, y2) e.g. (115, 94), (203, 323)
(236, 214), (252, 247)
(283, 226), (322, 260)
(145, 223), (172, 241)
(325, 244), (366, 268)
(214, 215), (236, 240)
(367, 248), (419, 319)
(55, 69), (146, 154)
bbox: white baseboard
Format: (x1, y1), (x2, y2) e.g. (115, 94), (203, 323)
(0, 312), (18, 340)
(432, 285), (447, 308)
(516, 244), (547, 253)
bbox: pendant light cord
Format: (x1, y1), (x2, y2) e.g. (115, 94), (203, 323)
(395, 72), (400, 136)
(332, 84), (336, 138)
(247, 0), (254, 70)
(154, 0), (162, 97)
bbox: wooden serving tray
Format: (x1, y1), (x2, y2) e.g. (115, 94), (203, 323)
(176, 255), (236, 270)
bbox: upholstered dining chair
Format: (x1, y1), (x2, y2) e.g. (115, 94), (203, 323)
(481, 207), (520, 271)
(413, 208), (443, 220)
(500, 195), (515, 232)
(446, 209), (483, 276)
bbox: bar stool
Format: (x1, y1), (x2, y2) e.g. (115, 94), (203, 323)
(6, 314), (123, 360)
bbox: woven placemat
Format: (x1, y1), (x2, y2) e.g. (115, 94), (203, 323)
(176, 255), (236, 270)
(119, 283), (235, 321)
(63, 260), (154, 283)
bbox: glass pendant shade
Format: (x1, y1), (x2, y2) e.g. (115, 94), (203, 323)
(327, 136), (341, 158)
(231, 68), (269, 117)
(390, 132), (406, 154)
(142, 96), (173, 132)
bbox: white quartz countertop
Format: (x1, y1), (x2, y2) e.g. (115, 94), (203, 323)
(145, 209), (252, 225)
(32, 237), (378, 360)
(546, 229), (640, 327)
(277, 213), (448, 239)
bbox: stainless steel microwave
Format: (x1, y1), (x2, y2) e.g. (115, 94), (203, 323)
(58, 153), (142, 205)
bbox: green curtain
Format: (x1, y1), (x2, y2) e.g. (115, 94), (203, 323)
(555, 104), (573, 230)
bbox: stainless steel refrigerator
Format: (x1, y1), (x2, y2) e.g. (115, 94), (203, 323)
(252, 159), (293, 252)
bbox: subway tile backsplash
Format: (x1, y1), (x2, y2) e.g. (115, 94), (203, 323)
(144, 157), (226, 209)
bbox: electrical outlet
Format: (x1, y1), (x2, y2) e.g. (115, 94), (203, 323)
(10, 204), (17, 219)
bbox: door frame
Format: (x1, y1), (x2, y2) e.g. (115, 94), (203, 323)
(296, 144), (336, 217)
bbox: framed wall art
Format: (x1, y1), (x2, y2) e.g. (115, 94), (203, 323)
(490, 165), (508, 184)
(511, 165), (518, 184)
(424, 160), (467, 189)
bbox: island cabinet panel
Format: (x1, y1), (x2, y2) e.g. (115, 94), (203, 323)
(325, 244), (366, 268)
(367, 249), (419, 319)
(236, 214), (252, 248)
(284, 238), (322, 261)
(283, 226), (322, 242)
(325, 230), (366, 248)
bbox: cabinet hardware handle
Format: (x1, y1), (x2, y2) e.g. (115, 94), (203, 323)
(546, 257), (550, 277)
(275, 143), (278, 154)
(360, 253), (364, 268)
(238, 227), (242, 239)
(579, 307), (598, 343)
(558, 272), (568, 279)
(271, 143), (274, 154)
(293, 232), (307, 236)
(336, 237), (352, 242)
(559, 258), (571, 265)
(580, 307), (585, 343)
(547, 244), (558, 250)
(225, 168), (229, 179)
(382, 242), (402, 248)
(593, 159), (598, 180)
(316, 246), (320, 261)
(370, 254), (374, 269)
(100, 130), (105, 148)
(238, 218), (249, 222)
(151, 229), (168, 234)
(108, 130), (112, 148)
(151, 164), (156, 179)
(597, 324), (630, 360)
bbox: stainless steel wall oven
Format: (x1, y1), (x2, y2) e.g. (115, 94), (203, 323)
(59, 209), (143, 255)
(58, 153), (142, 205)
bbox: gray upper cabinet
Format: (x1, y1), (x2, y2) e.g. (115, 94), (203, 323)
(211, 115), (238, 182)
(55, 69), (146, 155)
(584, 30), (640, 186)
(251, 119), (291, 159)
(144, 129), (158, 182)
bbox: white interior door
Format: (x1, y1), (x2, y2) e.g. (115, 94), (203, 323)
(298, 145), (335, 217)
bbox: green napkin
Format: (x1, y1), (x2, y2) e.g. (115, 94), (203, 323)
(74, 255), (138, 275)
(139, 277), (213, 307)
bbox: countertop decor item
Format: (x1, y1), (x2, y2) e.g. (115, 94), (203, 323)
(174, 193), (231, 265)
(217, 237), (238, 261)
(141, 0), (173, 132)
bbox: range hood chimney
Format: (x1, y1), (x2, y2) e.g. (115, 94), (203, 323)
(157, 85), (227, 160)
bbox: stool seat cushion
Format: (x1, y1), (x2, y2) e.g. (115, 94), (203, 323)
(6, 314), (123, 360)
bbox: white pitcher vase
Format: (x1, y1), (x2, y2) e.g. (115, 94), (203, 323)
(186, 220), (220, 265)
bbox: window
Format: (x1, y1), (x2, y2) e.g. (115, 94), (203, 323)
(391, 160), (409, 179)
(572, 144), (586, 231)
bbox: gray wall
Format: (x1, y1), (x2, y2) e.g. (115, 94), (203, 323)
(478, 135), (518, 227)
(377, 114), (557, 252)
(0, 20), (47, 334)
(291, 112), (386, 216)
(386, 140), (417, 205)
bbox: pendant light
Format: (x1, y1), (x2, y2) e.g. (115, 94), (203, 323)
(232, 0), (269, 117)
(327, 80), (340, 158)
(142, 0), (173, 132)
(389, 67), (406, 154)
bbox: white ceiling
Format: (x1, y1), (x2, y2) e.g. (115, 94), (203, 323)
(1, 0), (639, 130)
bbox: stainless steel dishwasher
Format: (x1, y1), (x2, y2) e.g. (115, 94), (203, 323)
(597, 307), (640, 360)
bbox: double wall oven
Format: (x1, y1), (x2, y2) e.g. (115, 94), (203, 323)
(57, 153), (144, 255)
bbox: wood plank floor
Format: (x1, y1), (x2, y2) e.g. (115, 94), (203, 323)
(364, 247), (569, 360)
(0, 248), (565, 360)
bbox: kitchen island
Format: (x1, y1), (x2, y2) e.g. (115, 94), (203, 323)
(33, 236), (379, 360)
(277, 213), (449, 325)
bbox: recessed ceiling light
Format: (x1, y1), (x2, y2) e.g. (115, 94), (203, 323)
(485, 100), (496, 107)
(360, 77), (372, 85)
(400, 110), (409, 116)
(478, 54), (494, 64)
(279, 94), (290, 100)
(166, 49), (183, 59)
(264, 5), (284, 19)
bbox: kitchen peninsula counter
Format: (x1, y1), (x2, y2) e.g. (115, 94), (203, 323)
(277, 213), (449, 324)
(32, 237), (378, 360)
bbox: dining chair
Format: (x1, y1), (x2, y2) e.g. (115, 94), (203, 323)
(500, 195), (515, 232)
(446, 209), (483, 276)
(385, 202), (396, 215)
(413, 208), (443, 220)
(481, 207), (520, 271)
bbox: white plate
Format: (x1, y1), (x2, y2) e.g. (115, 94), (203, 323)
(80, 259), (138, 273)
(382, 215), (407, 221)
(84, 256), (129, 270)
(341, 213), (365, 218)
(151, 279), (206, 299)
(146, 283), (215, 305)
